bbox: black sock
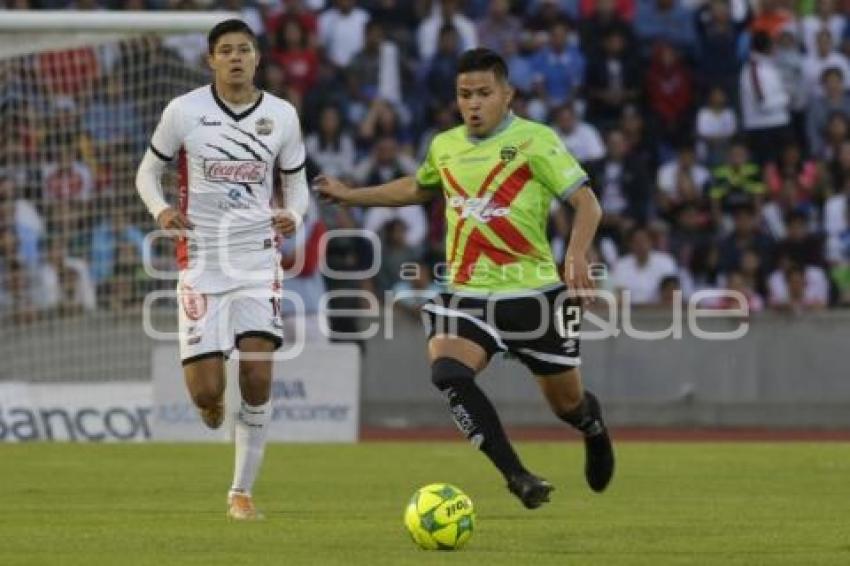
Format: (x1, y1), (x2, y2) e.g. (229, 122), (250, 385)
(432, 360), (527, 480)
(557, 391), (605, 437)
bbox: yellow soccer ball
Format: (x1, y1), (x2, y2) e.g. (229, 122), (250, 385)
(403, 483), (475, 550)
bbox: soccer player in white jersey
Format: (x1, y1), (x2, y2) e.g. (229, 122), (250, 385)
(135, 19), (309, 520)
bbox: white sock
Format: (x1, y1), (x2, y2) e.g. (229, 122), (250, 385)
(229, 399), (271, 498)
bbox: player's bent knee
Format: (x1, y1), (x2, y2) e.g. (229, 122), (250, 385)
(239, 362), (271, 385)
(239, 363), (273, 405)
(431, 357), (476, 391)
(190, 388), (223, 409)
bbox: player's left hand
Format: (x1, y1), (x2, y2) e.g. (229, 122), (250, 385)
(564, 255), (596, 306)
(314, 174), (353, 205)
(272, 210), (300, 237)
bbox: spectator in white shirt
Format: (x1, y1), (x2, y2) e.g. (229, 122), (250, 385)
(806, 67), (850, 158)
(552, 103), (606, 167)
(697, 86), (737, 167)
(800, 0), (846, 55)
(768, 262), (829, 311)
(417, 0), (478, 61)
(774, 26), (808, 120)
(304, 105), (356, 179)
(657, 142), (710, 201)
(354, 137), (427, 249)
(802, 28), (850, 98)
(347, 20), (404, 105)
(824, 176), (849, 257)
(317, 0), (370, 68)
(740, 31), (791, 165)
(612, 227), (679, 305)
(36, 237), (96, 315)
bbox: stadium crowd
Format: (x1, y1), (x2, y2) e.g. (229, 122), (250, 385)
(2, 0), (850, 326)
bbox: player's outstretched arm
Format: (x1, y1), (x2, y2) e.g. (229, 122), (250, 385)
(564, 185), (602, 303)
(314, 174), (436, 207)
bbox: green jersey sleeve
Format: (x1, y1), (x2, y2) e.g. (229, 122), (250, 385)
(529, 127), (588, 200)
(415, 140), (442, 189)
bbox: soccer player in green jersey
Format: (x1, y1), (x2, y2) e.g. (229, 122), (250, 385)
(316, 48), (614, 509)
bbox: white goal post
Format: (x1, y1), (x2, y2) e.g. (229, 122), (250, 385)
(0, 10), (239, 58)
(0, 10), (235, 383)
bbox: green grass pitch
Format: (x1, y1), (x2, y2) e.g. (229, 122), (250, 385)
(1, 442), (849, 565)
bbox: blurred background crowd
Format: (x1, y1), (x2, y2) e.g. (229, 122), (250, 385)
(2, 0), (850, 330)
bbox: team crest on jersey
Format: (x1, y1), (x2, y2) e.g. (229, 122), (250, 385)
(500, 146), (518, 162)
(204, 160), (268, 184)
(255, 117), (273, 136)
(179, 284), (207, 321)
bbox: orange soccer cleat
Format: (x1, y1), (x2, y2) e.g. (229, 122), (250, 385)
(227, 493), (264, 521)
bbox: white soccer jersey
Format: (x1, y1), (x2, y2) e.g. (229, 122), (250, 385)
(149, 85), (305, 293)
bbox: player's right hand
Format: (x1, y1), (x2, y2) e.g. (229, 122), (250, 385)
(314, 175), (352, 206)
(564, 254), (596, 307)
(156, 207), (194, 237)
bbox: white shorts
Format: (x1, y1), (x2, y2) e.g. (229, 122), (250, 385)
(178, 283), (284, 364)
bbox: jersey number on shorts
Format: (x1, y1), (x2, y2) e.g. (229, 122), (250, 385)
(554, 305), (581, 339)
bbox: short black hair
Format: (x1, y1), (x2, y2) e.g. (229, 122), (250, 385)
(822, 66), (844, 83)
(456, 48), (509, 82)
(208, 19), (258, 54)
(751, 31), (772, 55)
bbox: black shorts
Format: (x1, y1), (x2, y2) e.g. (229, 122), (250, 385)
(421, 285), (582, 375)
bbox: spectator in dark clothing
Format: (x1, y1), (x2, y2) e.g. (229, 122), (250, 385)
(827, 139), (850, 191)
(523, 0), (572, 34)
(807, 67), (850, 158)
(580, 0), (635, 56)
(738, 247), (770, 302)
(585, 28), (641, 128)
(634, 0), (697, 56)
(425, 24), (461, 108)
(775, 210), (826, 268)
(820, 111), (850, 162)
(695, 0), (747, 100)
(302, 57), (350, 132)
(591, 128), (652, 233)
(669, 201), (713, 270)
(718, 204), (775, 273)
(621, 105), (661, 178)
(687, 241), (722, 293)
(365, 0), (419, 55)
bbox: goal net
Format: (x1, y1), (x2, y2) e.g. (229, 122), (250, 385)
(0, 11), (232, 383)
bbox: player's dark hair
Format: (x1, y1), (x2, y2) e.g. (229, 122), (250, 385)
(821, 66), (844, 83)
(660, 275), (681, 290)
(626, 225), (650, 244)
(751, 31), (772, 55)
(456, 48), (509, 83)
(208, 19), (258, 54)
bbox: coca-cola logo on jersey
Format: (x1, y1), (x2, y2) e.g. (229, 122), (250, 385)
(204, 160), (268, 184)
